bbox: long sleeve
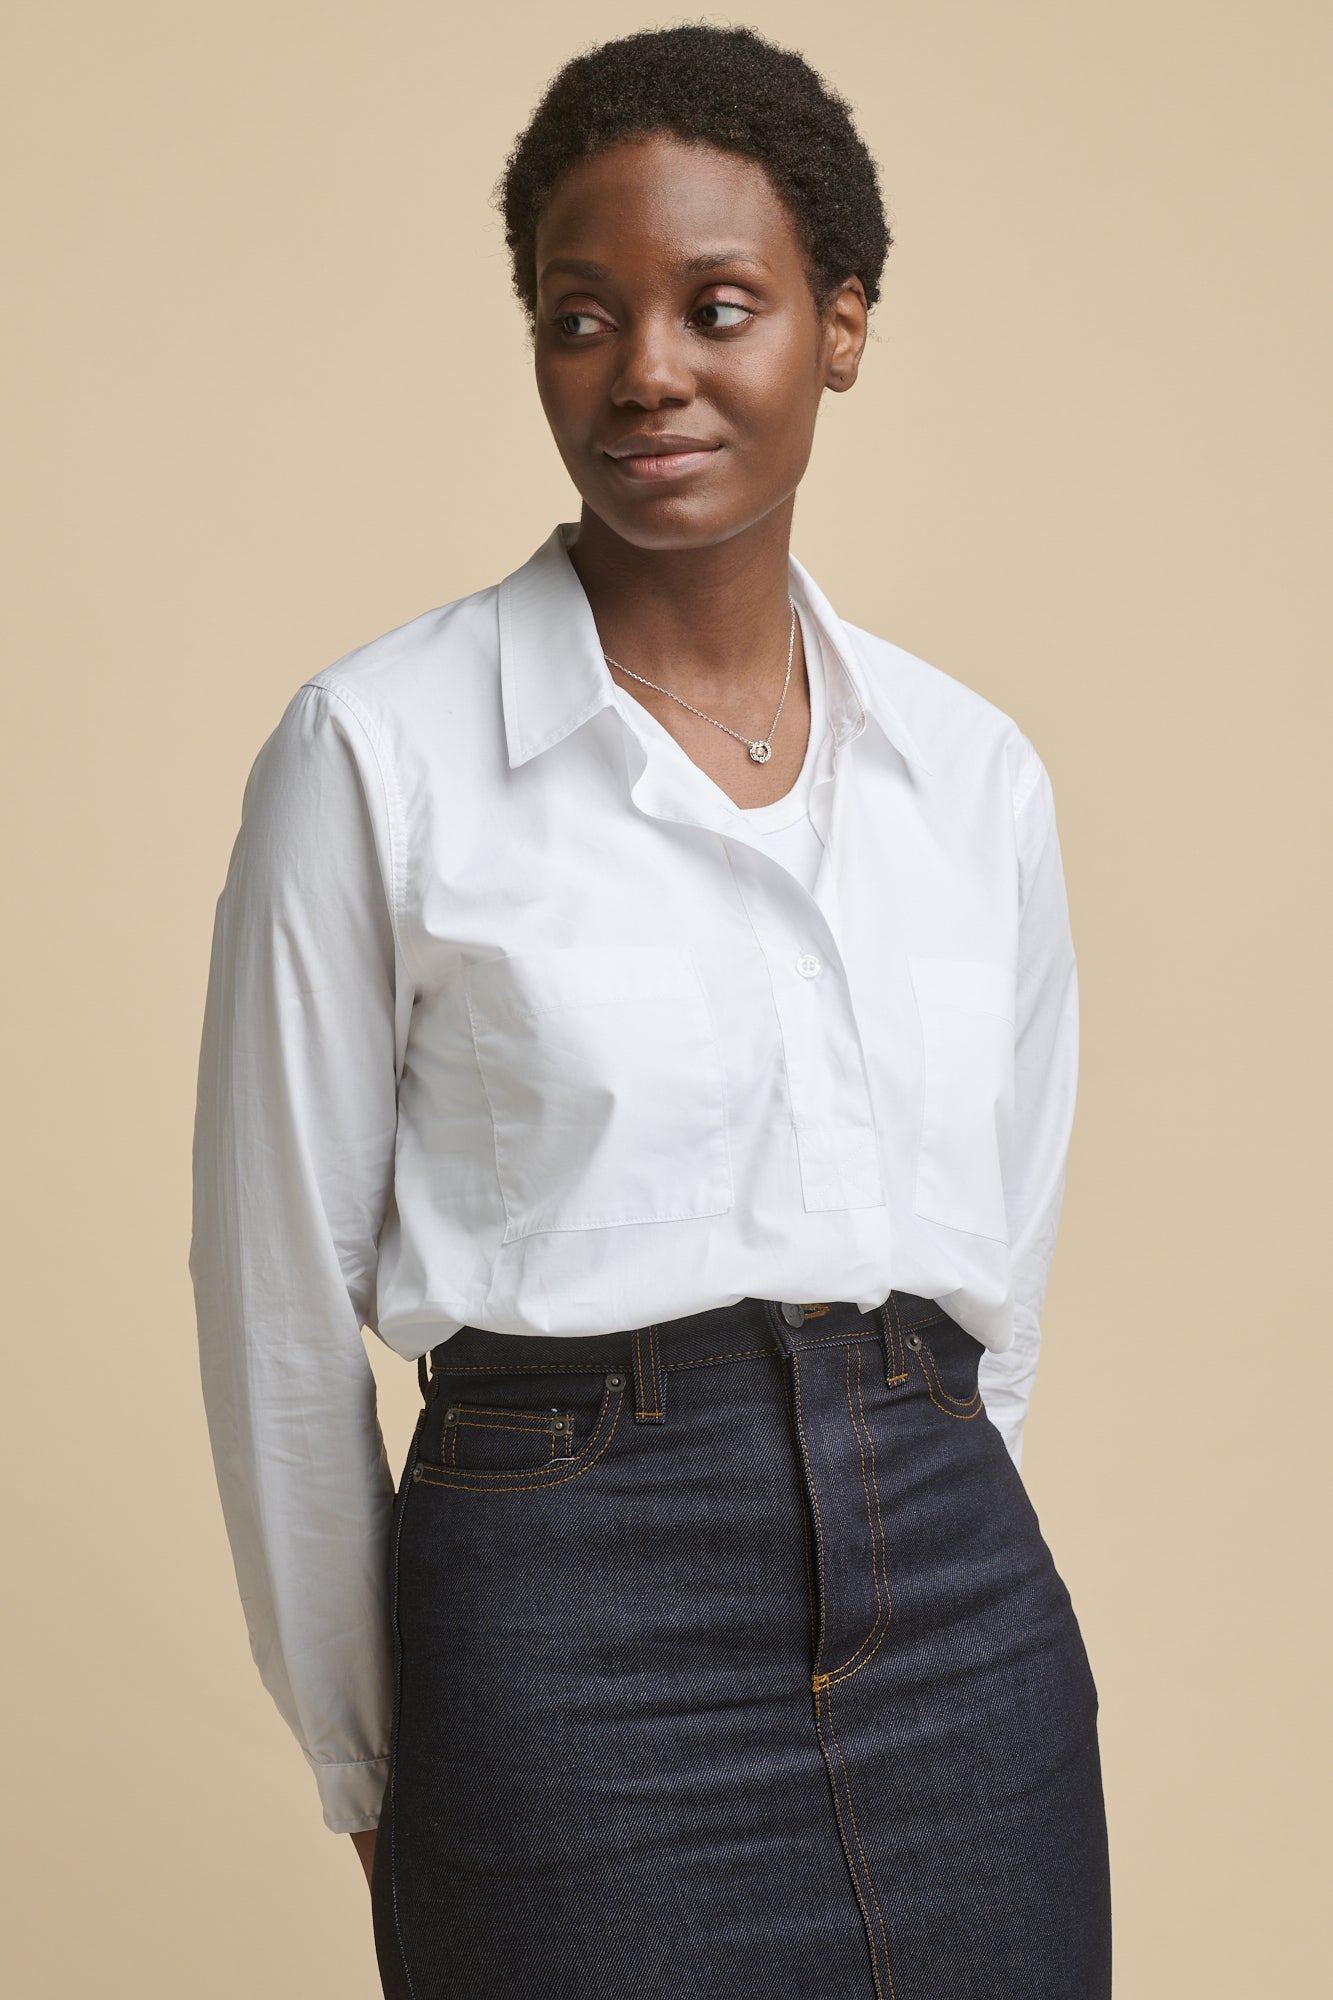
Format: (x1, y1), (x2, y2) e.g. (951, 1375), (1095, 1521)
(977, 751), (1080, 1470)
(189, 678), (406, 1834)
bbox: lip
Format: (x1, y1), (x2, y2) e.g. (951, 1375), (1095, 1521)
(602, 434), (723, 483)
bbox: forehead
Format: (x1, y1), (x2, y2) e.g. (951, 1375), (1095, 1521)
(534, 133), (803, 278)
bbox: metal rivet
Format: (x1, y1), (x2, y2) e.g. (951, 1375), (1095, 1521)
(411, 1464), (423, 1480)
(906, 1333), (923, 1351)
(444, 1406), (457, 1422)
(606, 1372), (625, 1388)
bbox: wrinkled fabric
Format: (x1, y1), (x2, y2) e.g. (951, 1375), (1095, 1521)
(189, 522), (1079, 1833)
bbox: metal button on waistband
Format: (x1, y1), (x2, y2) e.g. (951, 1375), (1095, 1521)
(780, 1301), (806, 1327)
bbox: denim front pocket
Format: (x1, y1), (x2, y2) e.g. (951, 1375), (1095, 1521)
(413, 1366), (628, 1493)
(903, 1316), (986, 1419)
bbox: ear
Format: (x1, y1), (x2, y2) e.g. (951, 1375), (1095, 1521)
(822, 275), (869, 393)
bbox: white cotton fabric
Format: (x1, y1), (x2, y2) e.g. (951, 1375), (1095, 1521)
(189, 521), (1079, 1833)
(610, 597), (834, 895)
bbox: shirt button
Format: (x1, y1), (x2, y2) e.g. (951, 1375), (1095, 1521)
(796, 953), (821, 979)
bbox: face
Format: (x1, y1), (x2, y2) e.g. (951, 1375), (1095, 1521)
(531, 132), (868, 552)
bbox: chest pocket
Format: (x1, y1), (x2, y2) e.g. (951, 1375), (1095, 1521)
(464, 944), (734, 1241)
(907, 956), (1015, 1243)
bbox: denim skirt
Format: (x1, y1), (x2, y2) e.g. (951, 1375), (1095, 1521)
(371, 1292), (1111, 1998)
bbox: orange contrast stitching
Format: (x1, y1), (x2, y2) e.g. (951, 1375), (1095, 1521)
(416, 1387), (625, 1493)
(450, 1415), (563, 1432)
(914, 1343), (984, 1418)
(781, 1361), (819, 1661)
(824, 1342), (892, 1682)
(631, 1324), (664, 1420)
(788, 1352), (831, 1679)
(812, 1678), (895, 1999)
(828, 1341), (897, 1687)
(822, 1684), (897, 1998)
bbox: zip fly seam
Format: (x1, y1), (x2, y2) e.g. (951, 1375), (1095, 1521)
(825, 1339), (894, 1684)
(781, 1358), (820, 1660)
(787, 1350), (829, 1670)
(791, 1342), (895, 1687)
(787, 1347), (898, 1999)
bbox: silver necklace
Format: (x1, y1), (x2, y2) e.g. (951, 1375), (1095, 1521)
(601, 600), (797, 764)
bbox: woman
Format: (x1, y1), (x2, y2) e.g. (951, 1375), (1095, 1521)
(190, 24), (1111, 1998)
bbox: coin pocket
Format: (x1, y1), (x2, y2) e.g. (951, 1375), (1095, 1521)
(415, 1366), (625, 1481)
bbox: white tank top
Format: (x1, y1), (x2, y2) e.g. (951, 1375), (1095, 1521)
(612, 603), (833, 896)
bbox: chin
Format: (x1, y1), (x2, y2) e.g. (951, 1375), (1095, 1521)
(585, 489), (769, 553)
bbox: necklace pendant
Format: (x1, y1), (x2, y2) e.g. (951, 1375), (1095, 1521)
(748, 740), (772, 764)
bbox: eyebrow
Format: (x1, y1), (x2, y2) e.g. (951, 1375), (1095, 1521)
(538, 250), (771, 284)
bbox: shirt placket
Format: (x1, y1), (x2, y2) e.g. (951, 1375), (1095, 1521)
(624, 711), (886, 1218)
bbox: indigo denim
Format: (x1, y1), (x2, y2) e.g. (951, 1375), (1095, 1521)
(371, 1293), (1111, 1998)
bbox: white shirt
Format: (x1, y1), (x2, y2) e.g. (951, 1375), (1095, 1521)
(189, 521), (1079, 1834)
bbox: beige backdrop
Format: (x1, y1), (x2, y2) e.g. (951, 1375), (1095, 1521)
(3, 1), (1328, 1992)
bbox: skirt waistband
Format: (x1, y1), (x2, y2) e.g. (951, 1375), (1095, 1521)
(420, 1292), (952, 1427)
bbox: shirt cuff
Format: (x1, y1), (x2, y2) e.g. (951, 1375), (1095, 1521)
(305, 1750), (391, 1834)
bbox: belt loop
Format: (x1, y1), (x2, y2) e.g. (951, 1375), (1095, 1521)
(764, 1296), (792, 1360)
(878, 1296), (905, 1385)
(766, 1298), (801, 1360)
(417, 1351), (431, 1401)
(631, 1324), (664, 1424)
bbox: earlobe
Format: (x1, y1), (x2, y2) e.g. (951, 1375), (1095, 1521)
(825, 358), (862, 394)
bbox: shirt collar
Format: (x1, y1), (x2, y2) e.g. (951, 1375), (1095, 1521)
(497, 521), (932, 774)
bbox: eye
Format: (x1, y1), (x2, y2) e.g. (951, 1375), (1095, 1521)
(550, 310), (610, 338)
(694, 301), (753, 330)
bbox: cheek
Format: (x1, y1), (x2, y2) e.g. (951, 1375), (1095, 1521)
(710, 330), (823, 455)
(534, 356), (599, 440)
(724, 371), (820, 471)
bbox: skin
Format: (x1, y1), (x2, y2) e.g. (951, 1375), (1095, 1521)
(532, 130), (868, 807)
(350, 127), (869, 1892)
(351, 1825), (375, 1886)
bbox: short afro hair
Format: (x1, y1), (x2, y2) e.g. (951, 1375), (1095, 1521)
(494, 24), (892, 325)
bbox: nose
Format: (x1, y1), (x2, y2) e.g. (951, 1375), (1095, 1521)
(608, 314), (693, 411)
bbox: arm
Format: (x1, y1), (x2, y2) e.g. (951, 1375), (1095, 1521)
(189, 678), (405, 1836)
(977, 750), (1080, 1470)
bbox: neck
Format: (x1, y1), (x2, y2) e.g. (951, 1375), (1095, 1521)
(566, 500), (799, 702)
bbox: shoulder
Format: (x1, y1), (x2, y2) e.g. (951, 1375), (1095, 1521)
(241, 583), (504, 842)
(839, 618), (1049, 822)
(299, 580), (502, 734)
